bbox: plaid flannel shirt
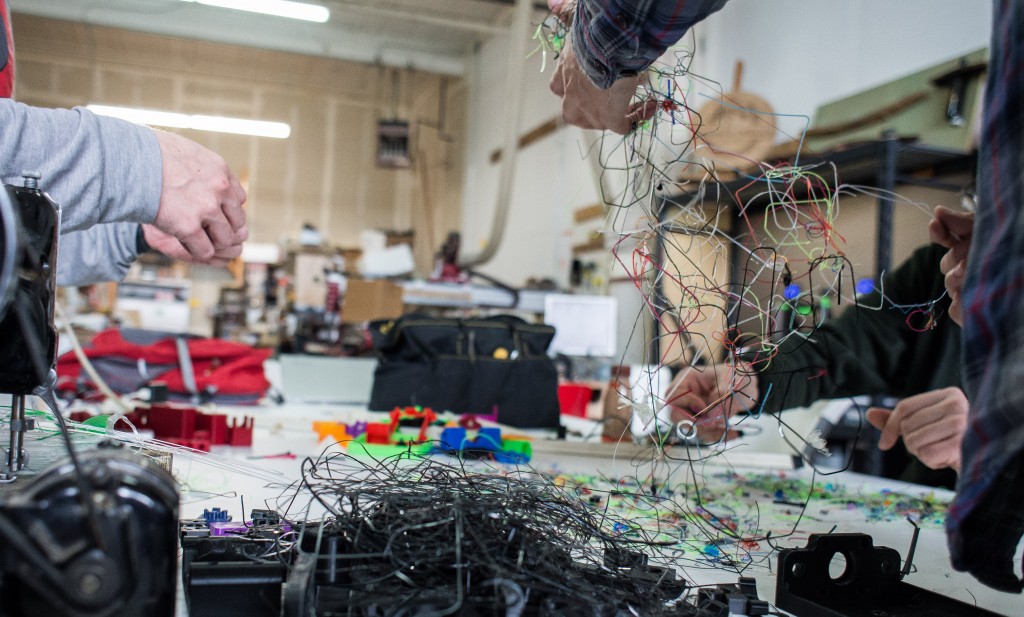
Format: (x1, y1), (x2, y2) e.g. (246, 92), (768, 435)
(949, 0), (1024, 594)
(572, 0), (728, 89)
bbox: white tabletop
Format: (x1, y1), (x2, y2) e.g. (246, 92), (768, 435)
(170, 402), (1022, 616)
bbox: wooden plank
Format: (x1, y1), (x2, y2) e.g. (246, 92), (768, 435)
(573, 203), (606, 223)
(572, 236), (605, 255)
(489, 117), (563, 164)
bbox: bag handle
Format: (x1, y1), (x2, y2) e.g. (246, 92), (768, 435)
(372, 318), (439, 360)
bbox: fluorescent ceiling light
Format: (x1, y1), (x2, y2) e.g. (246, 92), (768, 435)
(88, 105), (291, 139)
(180, 0), (330, 23)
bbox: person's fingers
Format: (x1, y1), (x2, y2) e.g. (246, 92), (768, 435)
(547, 0), (574, 24)
(144, 224), (242, 265)
(915, 442), (959, 471)
(944, 259), (965, 287)
(903, 416), (961, 454)
(932, 205), (975, 239)
(179, 228), (215, 262)
(152, 130), (249, 262)
(222, 181), (248, 231)
(549, 59), (566, 96)
(666, 390), (704, 414)
(889, 388), (968, 470)
(143, 225), (192, 262)
(866, 407), (891, 432)
(603, 77), (641, 135)
(627, 99), (659, 125)
(202, 217), (236, 253)
(945, 261), (965, 304)
(928, 216), (951, 248)
(908, 419), (964, 469)
(942, 260), (965, 325)
(693, 407), (733, 443)
(900, 388), (968, 441)
(939, 249), (956, 275)
(213, 243), (243, 261)
(873, 405), (903, 451)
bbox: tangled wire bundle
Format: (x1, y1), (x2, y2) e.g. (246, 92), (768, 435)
(267, 450), (738, 616)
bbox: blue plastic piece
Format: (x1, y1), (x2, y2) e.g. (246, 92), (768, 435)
(856, 278), (875, 295)
(473, 428), (502, 452)
(783, 283), (801, 300)
(202, 507), (231, 523)
(439, 427), (467, 452)
(437, 426), (530, 463)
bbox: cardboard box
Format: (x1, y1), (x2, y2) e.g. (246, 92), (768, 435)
(341, 279), (405, 324)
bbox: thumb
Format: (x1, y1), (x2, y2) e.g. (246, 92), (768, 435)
(866, 407), (899, 450)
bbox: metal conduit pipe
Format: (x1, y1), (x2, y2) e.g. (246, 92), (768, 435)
(459, 0), (533, 268)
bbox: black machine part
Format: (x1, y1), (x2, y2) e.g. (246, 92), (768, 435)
(776, 532), (1003, 617)
(0, 179), (59, 394)
(180, 527), (288, 617)
(0, 444), (179, 617)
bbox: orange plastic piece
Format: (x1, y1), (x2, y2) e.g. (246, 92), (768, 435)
(313, 421), (354, 444)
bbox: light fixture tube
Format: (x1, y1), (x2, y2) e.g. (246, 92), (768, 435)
(87, 105), (292, 139)
(180, 0), (330, 23)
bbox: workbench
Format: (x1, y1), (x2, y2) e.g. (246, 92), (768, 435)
(172, 404), (1021, 616)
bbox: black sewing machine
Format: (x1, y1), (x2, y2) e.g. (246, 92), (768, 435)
(0, 176), (178, 617)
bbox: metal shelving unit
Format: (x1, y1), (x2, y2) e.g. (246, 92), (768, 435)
(652, 134), (976, 360)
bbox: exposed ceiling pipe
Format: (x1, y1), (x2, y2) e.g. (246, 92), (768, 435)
(459, 0), (532, 267)
(331, 0), (508, 35)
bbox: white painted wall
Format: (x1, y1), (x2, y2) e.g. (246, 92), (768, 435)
(460, 29), (599, 291)
(691, 0), (993, 139)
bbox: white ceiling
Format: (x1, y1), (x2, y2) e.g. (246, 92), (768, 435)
(10, 0), (546, 75)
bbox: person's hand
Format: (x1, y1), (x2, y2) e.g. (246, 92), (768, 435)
(865, 387), (968, 472)
(547, 0), (572, 18)
(928, 205), (974, 326)
(142, 224), (241, 267)
(152, 130), (248, 263)
(546, 2), (658, 138)
(548, 36), (642, 134)
(665, 362), (757, 443)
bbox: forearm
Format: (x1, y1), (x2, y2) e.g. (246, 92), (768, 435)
(0, 99), (162, 231)
(572, 0), (727, 88)
(57, 222), (141, 286)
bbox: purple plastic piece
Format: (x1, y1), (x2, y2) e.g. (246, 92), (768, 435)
(348, 421), (368, 437)
(209, 521), (292, 536)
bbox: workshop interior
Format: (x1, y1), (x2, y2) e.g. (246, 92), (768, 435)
(0, 1), (1020, 616)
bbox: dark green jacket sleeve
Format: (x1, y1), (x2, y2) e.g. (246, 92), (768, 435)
(754, 244), (961, 413)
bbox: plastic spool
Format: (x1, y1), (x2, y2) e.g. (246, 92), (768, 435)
(689, 61), (776, 179)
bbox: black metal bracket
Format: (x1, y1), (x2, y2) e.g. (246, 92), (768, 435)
(776, 533), (1002, 617)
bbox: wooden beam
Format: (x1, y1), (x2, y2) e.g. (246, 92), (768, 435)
(489, 117), (563, 164)
(573, 203), (606, 223)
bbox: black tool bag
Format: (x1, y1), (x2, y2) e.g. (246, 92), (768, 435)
(368, 314), (560, 428)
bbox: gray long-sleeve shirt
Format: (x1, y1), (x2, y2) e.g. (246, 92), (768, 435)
(56, 223), (140, 286)
(1, 99), (163, 285)
(0, 99), (162, 231)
